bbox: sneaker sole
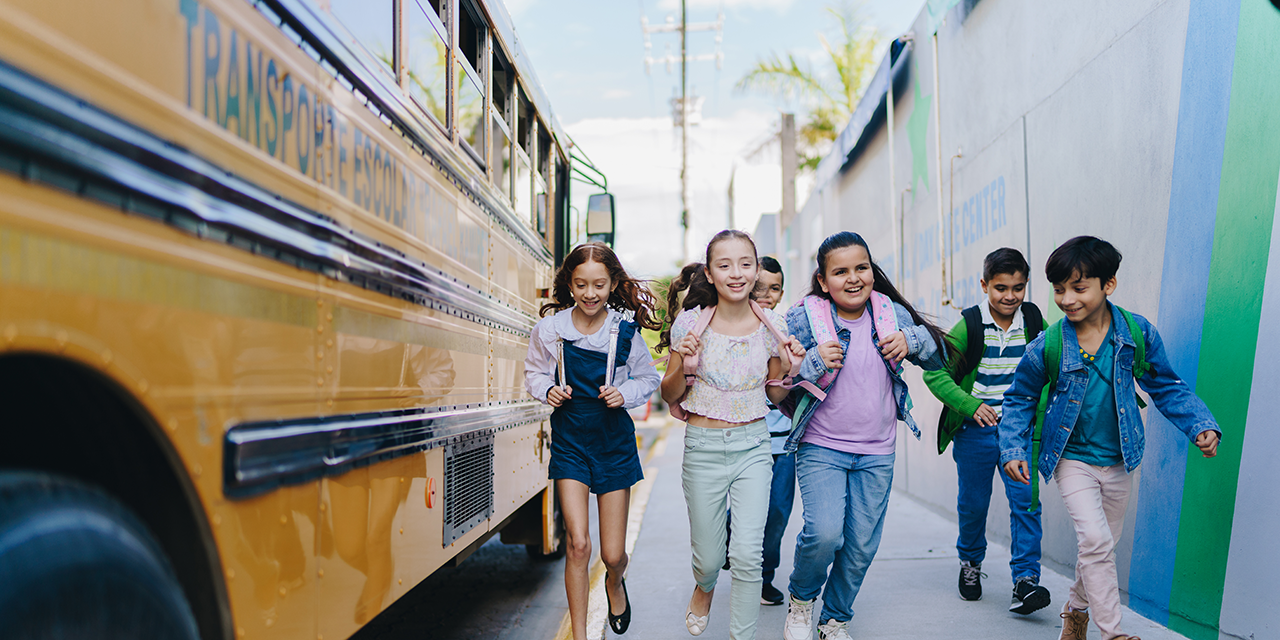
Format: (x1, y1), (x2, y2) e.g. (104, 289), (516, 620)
(761, 597), (784, 605)
(959, 594), (982, 602)
(1010, 589), (1051, 614)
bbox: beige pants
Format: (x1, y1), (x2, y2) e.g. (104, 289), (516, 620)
(1055, 459), (1132, 640)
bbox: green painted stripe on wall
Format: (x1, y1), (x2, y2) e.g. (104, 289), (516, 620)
(1168, 1), (1280, 637)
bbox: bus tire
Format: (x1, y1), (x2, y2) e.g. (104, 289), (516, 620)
(0, 471), (201, 640)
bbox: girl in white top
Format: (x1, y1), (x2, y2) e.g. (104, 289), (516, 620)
(658, 230), (805, 640)
(524, 243), (661, 639)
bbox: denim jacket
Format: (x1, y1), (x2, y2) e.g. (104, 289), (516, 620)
(998, 302), (1221, 479)
(782, 298), (947, 453)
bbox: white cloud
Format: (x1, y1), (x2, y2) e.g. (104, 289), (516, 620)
(565, 109), (777, 278)
(602, 89), (633, 100)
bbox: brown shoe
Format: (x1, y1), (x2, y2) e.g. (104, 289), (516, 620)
(1058, 607), (1089, 640)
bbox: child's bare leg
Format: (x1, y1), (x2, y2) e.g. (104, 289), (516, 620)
(598, 487), (631, 616)
(559, 479), (593, 640)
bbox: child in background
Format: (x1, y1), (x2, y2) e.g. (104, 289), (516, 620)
(998, 236), (1220, 640)
(659, 230), (804, 640)
(782, 232), (949, 640)
(923, 248), (1052, 613)
(753, 256), (793, 606)
(524, 242), (662, 640)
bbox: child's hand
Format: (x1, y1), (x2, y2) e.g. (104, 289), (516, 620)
(784, 335), (806, 360)
(1195, 430), (1220, 458)
(972, 404), (999, 427)
(877, 331), (908, 363)
(817, 341), (844, 371)
(1003, 460), (1031, 485)
(547, 385), (572, 407)
(675, 333), (701, 359)
(598, 385), (624, 408)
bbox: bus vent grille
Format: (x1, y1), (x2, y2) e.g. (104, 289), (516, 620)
(443, 430), (494, 546)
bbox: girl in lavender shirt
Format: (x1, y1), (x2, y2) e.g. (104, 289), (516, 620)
(780, 232), (951, 640)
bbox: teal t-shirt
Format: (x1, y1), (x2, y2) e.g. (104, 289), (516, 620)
(1062, 324), (1124, 467)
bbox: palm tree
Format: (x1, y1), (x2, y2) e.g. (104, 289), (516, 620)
(734, 2), (882, 172)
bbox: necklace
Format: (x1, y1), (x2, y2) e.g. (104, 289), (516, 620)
(1079, 347), (1097, 362)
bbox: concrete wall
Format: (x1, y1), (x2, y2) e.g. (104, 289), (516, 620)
(780, 1), (1280, 638)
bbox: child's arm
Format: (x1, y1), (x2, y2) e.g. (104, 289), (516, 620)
(998, 333), (1049, 483)
(921, 320), (989, 421)
(615, 330), (661, 410)
(1133, 318), (1222, 455)
(660, 309), (697, 406)
(524, 320), (563, 406)
(786, 305), (830, 383)
(888, 303), (947, 371)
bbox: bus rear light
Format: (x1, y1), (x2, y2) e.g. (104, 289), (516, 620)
(425, 477), (436, 509)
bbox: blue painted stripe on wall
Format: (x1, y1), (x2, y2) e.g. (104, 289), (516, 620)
(1128, 0), (1241, 624)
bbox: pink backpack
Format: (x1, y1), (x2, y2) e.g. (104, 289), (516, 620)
(802, 290), (903, 391)
(668, 300), (825, 422)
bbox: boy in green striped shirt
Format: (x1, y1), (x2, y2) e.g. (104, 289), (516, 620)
(923, 248), (1052, 614)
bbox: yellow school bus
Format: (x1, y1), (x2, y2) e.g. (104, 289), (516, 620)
(0, 0), (575, 638)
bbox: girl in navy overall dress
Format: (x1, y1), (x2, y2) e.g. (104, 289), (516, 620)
(524, 243), (661, 640)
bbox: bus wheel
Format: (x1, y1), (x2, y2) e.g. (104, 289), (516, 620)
(0, 471), (201, 640)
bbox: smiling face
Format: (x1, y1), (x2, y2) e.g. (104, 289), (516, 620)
(982, 271), (1028, 322)
(754, 270), (784, 309)
(1053, 270), (1116, 324)
(569, 259), (614, 318)
(818, 244), (875, 318)
(705, 238), (758, 303)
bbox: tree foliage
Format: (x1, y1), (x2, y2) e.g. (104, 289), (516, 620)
(734, 3), (882, 172)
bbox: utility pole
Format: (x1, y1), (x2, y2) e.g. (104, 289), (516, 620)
(641, 2), (724, 264)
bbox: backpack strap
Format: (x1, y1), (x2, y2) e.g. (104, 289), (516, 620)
(1022, 301), (1045, 344)
(959, 305), (984, 380)
(803, 296), (840, 389)
(1028, 318), (1064, 512)
(1118, 306), (1149, 409)
(752, 300), (826, 401)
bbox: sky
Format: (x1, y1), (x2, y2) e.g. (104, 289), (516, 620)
(503, 0), (926, 277)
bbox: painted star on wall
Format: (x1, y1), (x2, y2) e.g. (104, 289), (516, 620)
(906, 57), (932, 204)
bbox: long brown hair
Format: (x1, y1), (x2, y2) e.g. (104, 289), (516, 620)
(540, 242), (660, 331)
(807, 231), (953, 360)
(655, 230), (756, 352)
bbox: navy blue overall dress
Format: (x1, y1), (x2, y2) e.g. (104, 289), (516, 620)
(548, 320), (645, 494)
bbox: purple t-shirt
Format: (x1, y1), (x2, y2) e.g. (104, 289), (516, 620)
(801, 312), (897, 454)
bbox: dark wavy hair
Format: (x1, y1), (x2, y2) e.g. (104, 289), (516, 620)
(1045, 236), (1122, 285)
(807, 231), (953, 360)
(540, 242), (660, 331)
(656, 229), (756, 352)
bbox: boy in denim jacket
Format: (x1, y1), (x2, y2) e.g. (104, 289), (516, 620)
(998, 236), (1220, 640)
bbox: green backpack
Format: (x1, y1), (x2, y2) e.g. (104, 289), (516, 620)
(1027, 307), (1150, 511)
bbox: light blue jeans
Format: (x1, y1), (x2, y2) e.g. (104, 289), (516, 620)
(788, 443), (895, 625)
(682, 421), (772, 640)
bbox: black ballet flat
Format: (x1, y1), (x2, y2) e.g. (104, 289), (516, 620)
(606, 573), (631, 635)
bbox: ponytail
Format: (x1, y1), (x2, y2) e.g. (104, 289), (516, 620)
(656, 262), (719, 352)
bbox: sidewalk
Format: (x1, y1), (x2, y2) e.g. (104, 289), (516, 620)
(616, 423), (1188, 640)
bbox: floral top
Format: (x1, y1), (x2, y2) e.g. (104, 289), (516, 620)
(670, 306), (787, 423)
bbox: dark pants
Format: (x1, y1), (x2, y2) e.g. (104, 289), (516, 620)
(953, 423), (1043, 582)
(761, 451), (796, 585)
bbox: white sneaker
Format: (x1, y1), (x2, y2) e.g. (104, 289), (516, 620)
(783, 595), (816, 640)
(817, 619), (852, 640)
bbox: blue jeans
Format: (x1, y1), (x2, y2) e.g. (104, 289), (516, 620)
(761, 452), (796, 585)
(788, 444), (894, 624)
(953, 422), (1042, 582)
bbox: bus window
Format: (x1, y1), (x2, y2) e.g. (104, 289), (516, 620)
(406, 0), (449, 130)
(492, 46), (514, 200)
(326, 0), (395, 73)
(514, 89), (534, 227)
(456, 3), (485, 166)
(536, 124), (553, 238)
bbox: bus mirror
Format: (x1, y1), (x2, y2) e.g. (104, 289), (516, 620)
(586, 193), (615, 245)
